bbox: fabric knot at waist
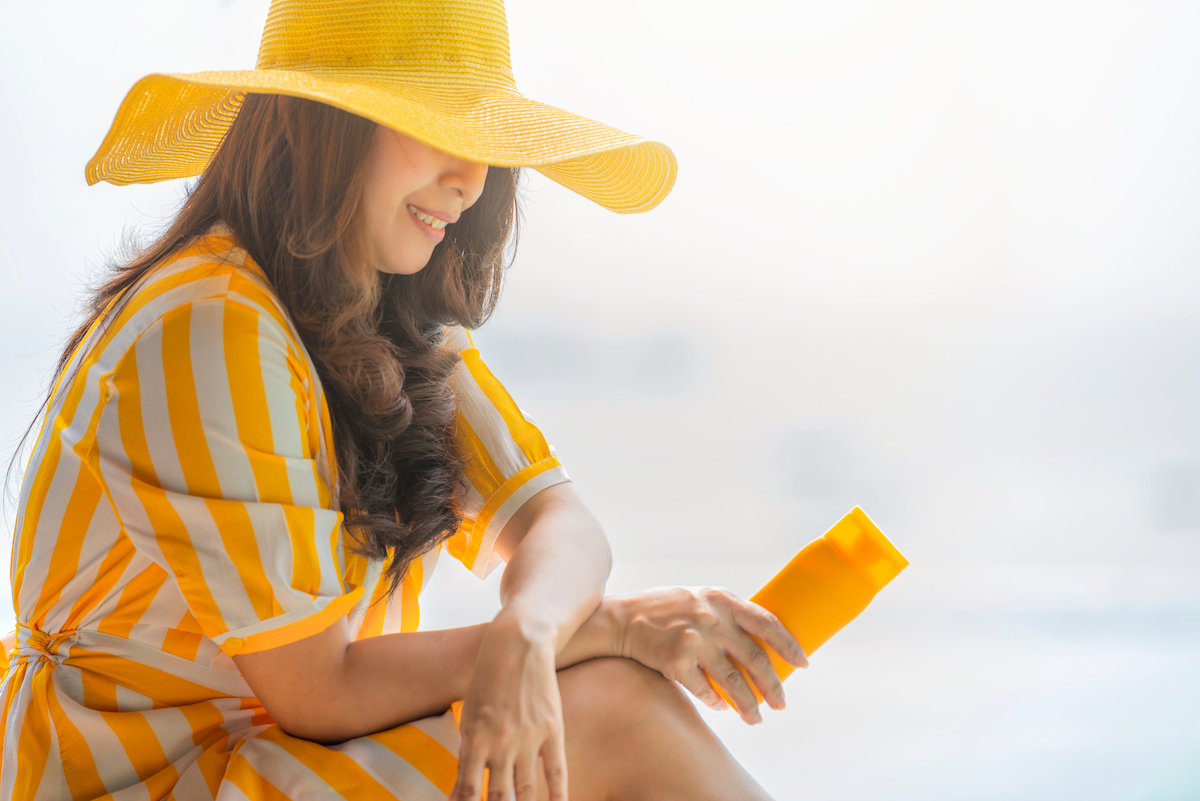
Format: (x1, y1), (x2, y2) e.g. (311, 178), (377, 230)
(6, 623), (77, 671)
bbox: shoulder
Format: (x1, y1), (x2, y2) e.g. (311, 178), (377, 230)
(99, 225), (306, 373)
(135, 225), (293, 335)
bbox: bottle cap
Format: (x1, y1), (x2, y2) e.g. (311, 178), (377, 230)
(824, 507), (909, 593)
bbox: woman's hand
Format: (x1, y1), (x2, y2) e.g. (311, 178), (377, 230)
(450, 611), (568, 801)
(614, 587), (808, 725)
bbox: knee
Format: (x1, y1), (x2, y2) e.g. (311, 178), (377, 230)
(561, 656), (672, 699)
(558, 658), (698, 737)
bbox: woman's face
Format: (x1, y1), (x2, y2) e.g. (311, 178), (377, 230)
(361, 126), (489, 275)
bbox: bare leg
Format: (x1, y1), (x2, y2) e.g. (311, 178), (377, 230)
(543, 657), (775, 801)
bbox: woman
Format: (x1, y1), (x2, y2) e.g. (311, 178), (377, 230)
(2, 1), (807, 799)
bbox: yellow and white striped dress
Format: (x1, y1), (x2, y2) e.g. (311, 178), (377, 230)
(1, 225), (570, 800)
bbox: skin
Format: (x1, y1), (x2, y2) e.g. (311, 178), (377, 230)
(234, 126), (809, 801)
(361, 126), (489, 275)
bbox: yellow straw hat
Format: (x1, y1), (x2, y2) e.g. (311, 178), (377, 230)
(86, 0), (676, 213)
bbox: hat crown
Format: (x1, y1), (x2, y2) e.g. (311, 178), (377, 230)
(255, 0), (516, 89)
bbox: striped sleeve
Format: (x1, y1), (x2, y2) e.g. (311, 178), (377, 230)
(442, 327), (571, 578)
(95, 296), (360, 657)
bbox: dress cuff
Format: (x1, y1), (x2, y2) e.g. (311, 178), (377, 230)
(445, 457), (572, 578)
(213, 586), (366, 656)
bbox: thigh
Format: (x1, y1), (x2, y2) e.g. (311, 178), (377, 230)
(542, 657), (775, 801)
(540, 657), (695, 801)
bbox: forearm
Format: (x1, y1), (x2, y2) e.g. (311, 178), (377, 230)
(237, 597), (624, 744)
(236, 619), (488, 744)
(555, 595), (624, 669)
(338, 624), (488, 731)
(496, 485), (613, 651)
(338, 597), (622, 729)
(238, 486), (616, 743)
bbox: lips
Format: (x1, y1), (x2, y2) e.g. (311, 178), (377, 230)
(407, 205), (447, 242)
(406, 204), (458, 227)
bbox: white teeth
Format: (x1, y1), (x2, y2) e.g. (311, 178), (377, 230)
(407, 205), (447, 229)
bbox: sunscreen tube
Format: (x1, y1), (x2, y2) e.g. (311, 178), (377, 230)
(710, 507), (908, 706)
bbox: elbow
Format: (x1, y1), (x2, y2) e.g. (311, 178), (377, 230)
(574, 494), (612, 591)
(234, 618), (365, 744)
(590, 506), (613, 581)
(269, 700), (354, 745)
(598, 535), (614, 583)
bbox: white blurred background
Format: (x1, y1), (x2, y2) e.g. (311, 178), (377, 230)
(3, 1), (1199, 798)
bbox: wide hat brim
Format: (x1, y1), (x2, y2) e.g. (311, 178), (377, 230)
(86, 70), (677, 214)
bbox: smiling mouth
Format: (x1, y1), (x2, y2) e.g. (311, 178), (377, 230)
(406, 205), (449, 230)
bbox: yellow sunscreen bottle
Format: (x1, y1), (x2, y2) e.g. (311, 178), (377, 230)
(711, 507), (909, 706)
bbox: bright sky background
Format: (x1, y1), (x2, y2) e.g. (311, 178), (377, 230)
(2, 1), (1199, 798)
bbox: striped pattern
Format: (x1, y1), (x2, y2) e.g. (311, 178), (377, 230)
(1, 226), (569, 799)
(83, 0), (678, 214)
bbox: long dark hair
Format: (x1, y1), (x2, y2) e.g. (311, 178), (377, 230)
(24, 93), (520, 593)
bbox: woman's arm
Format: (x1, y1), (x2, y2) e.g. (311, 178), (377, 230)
(232, 599), (622, 745)
(449, 481), (610, 801)
(232, 482), (615, 746)
(492, 480), (613, 654)
(235, 618), (488, 742)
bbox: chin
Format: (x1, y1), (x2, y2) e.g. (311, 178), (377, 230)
(377, 253), (432, 276)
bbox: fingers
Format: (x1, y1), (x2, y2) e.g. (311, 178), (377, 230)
(722, 628), (787, 711)
(731, 600), (808, 670)
(452, 746), (543, 801)
(701, 650), (762, 724)
(453, 744), (560, 801)
(624, 586), (808, 726)
(514, 752), (539, 801)
(694, 588), (806, 719)
(676, 662), (730, 711)
(541, 729), (569, 801)
(485, 757), (514, 801)
(450, 740), (487, 801)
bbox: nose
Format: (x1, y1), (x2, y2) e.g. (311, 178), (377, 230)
(440, 156), (489, 210)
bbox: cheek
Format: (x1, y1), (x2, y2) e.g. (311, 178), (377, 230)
(362, 181), (415, 269)
(372, 209), (437, 275)
(362, 144), (414, 240)
(362, 173), (394, 244)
